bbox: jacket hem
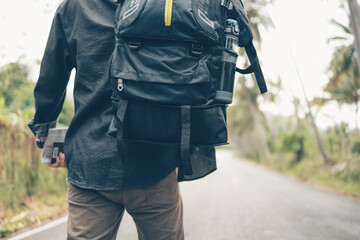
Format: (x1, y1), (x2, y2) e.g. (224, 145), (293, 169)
(67, 166), (178, 191)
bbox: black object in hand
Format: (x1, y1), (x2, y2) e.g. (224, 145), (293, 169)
(51, 142), (64, 164)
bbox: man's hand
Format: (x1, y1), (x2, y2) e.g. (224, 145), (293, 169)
(40, 137), (66, 168)
(36, 136), (48, 149)
(48, 152), (67, 168)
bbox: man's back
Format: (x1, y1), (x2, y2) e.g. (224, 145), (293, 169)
(28, 2), (185, 239)
(29, 0), (181, 190)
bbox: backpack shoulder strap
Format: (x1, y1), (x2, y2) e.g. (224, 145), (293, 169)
(226, 0), (267, 94)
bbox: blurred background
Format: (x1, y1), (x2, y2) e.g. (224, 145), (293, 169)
(0, 0), (360, 238)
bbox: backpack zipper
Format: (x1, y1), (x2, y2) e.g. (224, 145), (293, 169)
(164, 0), (173, 26)
(118, 78), (124, 91)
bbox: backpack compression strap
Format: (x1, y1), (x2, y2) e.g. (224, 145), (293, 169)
(236, 42), (268, 94)
(116, 98), (128, 158)
(116, 99), (194, 175)
(180, 105), (194, 176)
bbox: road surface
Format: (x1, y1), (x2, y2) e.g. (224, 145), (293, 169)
(9, 149), (360, 240)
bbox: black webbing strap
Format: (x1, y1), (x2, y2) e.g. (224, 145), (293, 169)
(181, 106), (193, 175)
(236, 57), (258, 74)
(235, 42), (267, 94)
(116, 99), (128, 150)
(221, 0), (234, 10)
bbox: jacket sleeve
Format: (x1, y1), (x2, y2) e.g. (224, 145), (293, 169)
(27, 6), (75, 147)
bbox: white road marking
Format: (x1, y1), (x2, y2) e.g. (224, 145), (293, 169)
(8, 216), (68, 240)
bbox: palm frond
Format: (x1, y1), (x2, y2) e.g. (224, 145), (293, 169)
(327, 36), (348, 44)
(329, 18), (352, 35)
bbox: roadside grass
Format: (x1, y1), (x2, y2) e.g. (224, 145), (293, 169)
(0, 123), (68, 238)
(251, 152), (360, 199)
(0, 192), (68, 239)
(0, 166), (68, 239)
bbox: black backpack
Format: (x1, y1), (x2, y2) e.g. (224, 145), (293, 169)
(108, 0), (267, 177)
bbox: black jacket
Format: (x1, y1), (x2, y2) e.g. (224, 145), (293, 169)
(28, 0), (216, 190)
(28, 0), (181, 190)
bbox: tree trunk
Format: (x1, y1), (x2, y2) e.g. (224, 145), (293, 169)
(293, 98), (304, 162)
(347, 0), (360, 83)
(248, 100), (272, 162)
(308, 107), (330, 164)
(294, 99), (302, 133)
(288, 40), (330, 164)
(335, 104), (346, 157)
(338, 124), (346, 157)
(356, 100), (359, 136)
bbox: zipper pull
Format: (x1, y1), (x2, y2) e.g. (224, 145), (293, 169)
(164, 0), (173, 26)
(118, 78), (124, 91)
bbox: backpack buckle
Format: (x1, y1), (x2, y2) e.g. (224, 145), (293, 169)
(191, 43), (203, 56)
(129, 40), (141, 50)
(221, 0), (233, 10)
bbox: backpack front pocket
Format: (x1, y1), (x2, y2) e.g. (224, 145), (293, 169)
(110, 41), (218, 105)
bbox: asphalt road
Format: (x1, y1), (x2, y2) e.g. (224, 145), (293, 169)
(9, 149), (360, 240)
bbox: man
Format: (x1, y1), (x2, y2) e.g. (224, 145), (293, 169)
(28, 0), (218, 239)
(27, 0), (187, 239)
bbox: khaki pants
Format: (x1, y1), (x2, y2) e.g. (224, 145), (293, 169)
(66, 171), (184, 240)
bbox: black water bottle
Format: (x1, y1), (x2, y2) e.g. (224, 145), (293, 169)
(215, 19), (240, 104)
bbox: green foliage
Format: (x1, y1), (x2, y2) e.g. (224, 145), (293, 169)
(0, 61), (36, 125)
(228, 81), (257, 136)
(0, 62), (32, 108)
(267, 137), (276, 153)
(228, 79), (271, 161)
(0, 124), (68, 208)
(351, 138), (360, 156)
(58, 97), (74, 126)
(0, 60), (74, 126)
(325, 16), (359, 118)
(280, 130), (305, 162)
(0, 123), (68, 239)
(281, 131), (301, 152)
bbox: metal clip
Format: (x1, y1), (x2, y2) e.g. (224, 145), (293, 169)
(129, 40), (141, 50)
(118, 78), (124, 91)
(191, 43), (204, 56)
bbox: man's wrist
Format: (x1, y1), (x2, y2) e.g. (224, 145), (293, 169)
(27, 119), (57, 148)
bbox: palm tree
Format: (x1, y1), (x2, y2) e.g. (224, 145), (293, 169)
(322, 0), (360, 76)
(326, 17), (359, 134)
(346, 0), (360, 77)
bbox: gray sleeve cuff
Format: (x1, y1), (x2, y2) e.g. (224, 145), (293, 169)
(27, 119), (57, 139)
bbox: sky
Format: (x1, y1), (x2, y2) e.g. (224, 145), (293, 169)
(255, 0), (355, 129)
(0, 0), (356, 129)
